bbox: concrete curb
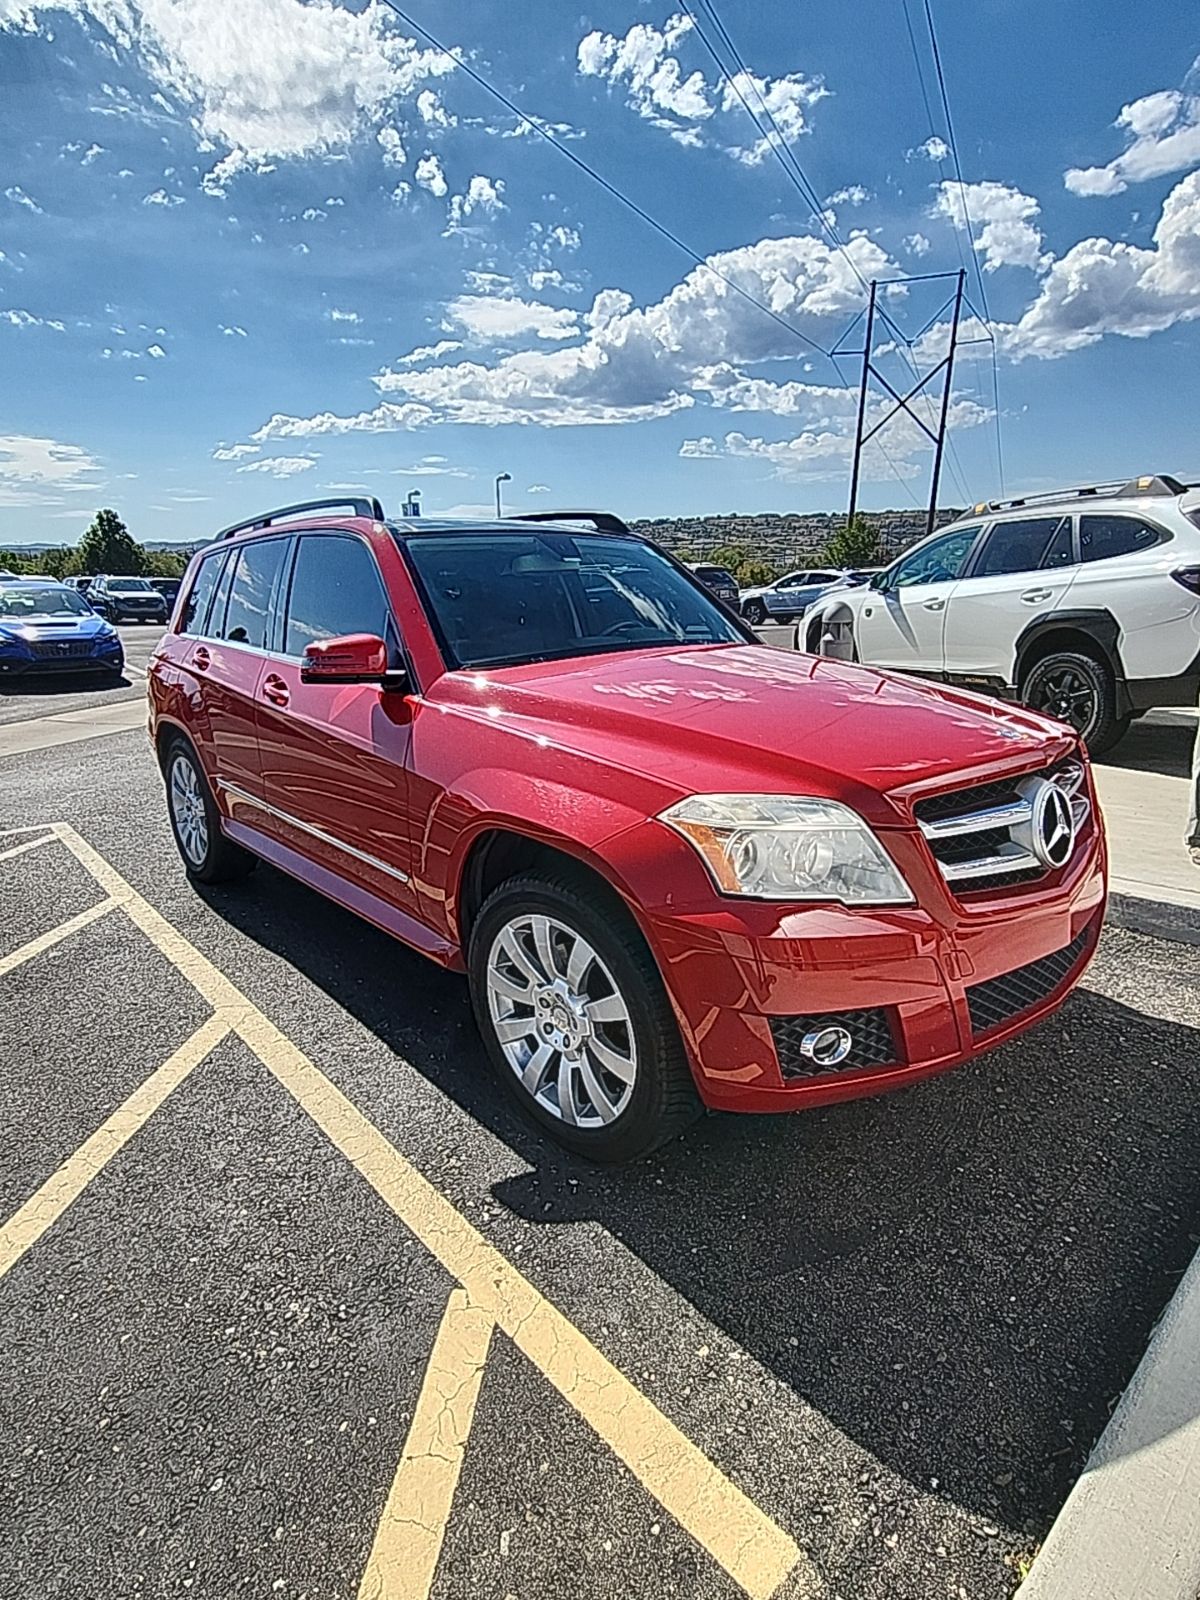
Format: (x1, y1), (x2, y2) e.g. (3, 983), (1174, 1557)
(1017, 1245), (1200, 1600)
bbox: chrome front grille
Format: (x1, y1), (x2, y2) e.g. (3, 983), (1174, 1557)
(914, 759), (1089, 894)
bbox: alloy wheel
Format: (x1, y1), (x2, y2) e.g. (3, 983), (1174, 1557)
(169, 753), (209, 868)
(485, 913), (637, 1128)
(1029, 663), (1099, 737)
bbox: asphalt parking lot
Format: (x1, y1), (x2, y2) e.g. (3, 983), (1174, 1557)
(3, 671), (1200, 1600)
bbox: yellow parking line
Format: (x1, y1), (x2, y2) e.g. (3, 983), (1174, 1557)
(358, 1288), (495, 1600)
(0, 1013), (230, 1282)
(49, 824), (806, 1600)
(0, 834), (56, 865)
(0, 897), (118, 979)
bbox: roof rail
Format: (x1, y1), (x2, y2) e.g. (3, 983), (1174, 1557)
(971, 474), (1193, 516)
(216, 495), (385, 541)
(507, 509), (631, 535)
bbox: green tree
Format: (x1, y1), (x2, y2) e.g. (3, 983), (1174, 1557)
(144, 548), (189, 578)
(822, 515), (881, 569)
(75, 508), (146, 576)
(735, 557), (776, 587)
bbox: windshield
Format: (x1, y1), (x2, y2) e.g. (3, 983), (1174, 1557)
(111, 577), (154, 591)
(402, 531), (748, 670)
(0, 585), (91, 620)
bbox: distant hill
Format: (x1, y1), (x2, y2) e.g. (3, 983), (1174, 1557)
(633, 507), (962, 566)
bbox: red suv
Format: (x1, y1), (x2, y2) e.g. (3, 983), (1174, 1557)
(149, 496), (1107, 1161)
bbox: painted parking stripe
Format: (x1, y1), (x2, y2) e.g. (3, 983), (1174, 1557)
(47, 824), (807, 1600)
(0, 833), (56, 865)
(0, 897), (118, 979)
(0, 1012), (230, 1282)
(358, 1287), (495, 1600)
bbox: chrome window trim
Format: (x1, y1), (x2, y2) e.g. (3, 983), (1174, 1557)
(218, 780), (411, 885)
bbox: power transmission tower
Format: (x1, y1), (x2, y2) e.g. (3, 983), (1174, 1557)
(838, 268), (970, 539)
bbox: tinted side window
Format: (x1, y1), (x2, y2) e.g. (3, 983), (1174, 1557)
(220, 537), (287, 649)
(1079, 515), (1165, 563)
(180, 552), (225, 635)
(974, 516), (1072, 578)
(892, 526), (980, 588)
(779, 572), (809, 587)
(283, 535), (392, 658)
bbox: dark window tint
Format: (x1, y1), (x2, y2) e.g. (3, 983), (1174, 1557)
(694, 566), (736, 586)
(975, 516), (1073, 578)
(219, 537), (287, 648)
(284, 535), (392, 658)
(1079, 515), (1165, 563)
(891, 526), (980, 588)
(181, 552), (225, 635)
(808, 571), (842, 585)
(777, 572), (809, 588)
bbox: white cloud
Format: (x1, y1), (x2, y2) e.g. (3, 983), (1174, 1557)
(329, 307), (361, 323)
(146, 343), (166, 357)
(912, 135), (950, 162)
(396, 338), (463, 364)
(1008, 168), (1200, 358)
(256, 229), (894, 438)
(5, 185), (42, 213)
(933, 180), (1048, 272)
(825, 184), (869, 206)
(219, 324), (248, 337)
(301, 206), (326, 221)
(445, 173), (505, 231)
(142, 188), (184, 207)
(5, 0), (463, 171)
(395, 456), (469, 477)
(377, 125), (406, 167)
(2, 308), (65, 330)
(1066, 73), (1200, 196)
(440, 293), (578, 343)
(416, 88), (455, 128)
(0, 433), (102, 503)
(414, 152), (447, 198)
(577, 14), (825, 162)
(679, 436), (719, 458)
(237, 455), (319, 477)
(200, 149), (275, 198)
(212, 442), (260, 460)
(905, 232), (932, 257)
(527, 483), (550, 492)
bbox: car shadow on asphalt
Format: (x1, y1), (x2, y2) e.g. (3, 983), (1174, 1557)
(1098, 716), (1195, 780)
(200, 867), (1200, 1544)
(0, 671), (136, 698)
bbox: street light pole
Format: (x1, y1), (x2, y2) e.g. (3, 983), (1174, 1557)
(494, 472), (511, 518)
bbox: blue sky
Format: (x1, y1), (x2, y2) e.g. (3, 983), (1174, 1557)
(2, 0), (1199, 545)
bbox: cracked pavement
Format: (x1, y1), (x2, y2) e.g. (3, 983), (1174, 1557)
(3, 716), (1200, 1600)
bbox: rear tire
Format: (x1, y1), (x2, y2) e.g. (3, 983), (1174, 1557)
(163, 736), (257, 884)
(468, 870), (701, 1163)
(1019, 649), (1128, 755)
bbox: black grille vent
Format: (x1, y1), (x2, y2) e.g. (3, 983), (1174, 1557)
(967, 926), (1092, 1037)
(914, 775), (1024, 824)
(29, 639), (93, 659)
(771, 1008), (900, 1079)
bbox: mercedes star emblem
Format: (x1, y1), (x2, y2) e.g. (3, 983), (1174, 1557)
(1030, 780), (1076, 870)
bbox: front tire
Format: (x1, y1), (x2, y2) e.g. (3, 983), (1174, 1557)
(468, 871), (701, 1162)
(164, 736), (257, 884)
(1020, 649), (1129, 755)
(743, 600), (768, 626)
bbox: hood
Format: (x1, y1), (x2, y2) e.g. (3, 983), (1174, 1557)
(0, 613), (112, 640)
(432, 643), (1074, 826)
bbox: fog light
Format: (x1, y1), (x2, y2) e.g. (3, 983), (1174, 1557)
(799, 1025), (853, 1068)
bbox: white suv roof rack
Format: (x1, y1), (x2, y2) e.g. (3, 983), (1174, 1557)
(970, 474), (1198, 517)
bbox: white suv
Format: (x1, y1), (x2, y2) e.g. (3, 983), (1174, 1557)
(803, 474), (1200, 753)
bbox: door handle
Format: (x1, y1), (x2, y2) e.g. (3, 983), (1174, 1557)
(262, 673), (290, 708)
(1022, 588), (1052, 603)
(192, 646), (210, 672)
(923, 598), (946, 611)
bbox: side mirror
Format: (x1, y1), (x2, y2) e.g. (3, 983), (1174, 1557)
(869, 569), (890, 592)
(300, 633), (405, 688)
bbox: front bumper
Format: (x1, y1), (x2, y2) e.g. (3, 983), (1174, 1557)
(0, 649), (123, 675)
(637, 823), (1107, 1113)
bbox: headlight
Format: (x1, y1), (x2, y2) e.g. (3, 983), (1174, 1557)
(659, 794), (914, 905)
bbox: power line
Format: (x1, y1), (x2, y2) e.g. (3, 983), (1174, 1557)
(373, 0), (829, 359)
(919, 0), (1006, 496)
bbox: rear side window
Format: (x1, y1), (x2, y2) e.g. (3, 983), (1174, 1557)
(283, 534), (393, 658)
(974, 516), (1073, 578)
(219, 537), (288, 648)
(696, 566), (735, 585)
(180, 552), (225, 635)
(1079, 515), (1166, 563)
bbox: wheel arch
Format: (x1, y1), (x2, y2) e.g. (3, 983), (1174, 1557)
(1014, 609), (1125, 691)
(803, 599), (856, 656)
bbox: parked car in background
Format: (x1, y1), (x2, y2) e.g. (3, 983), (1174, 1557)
(803, 474), (1200, 754)
(150, 494), (1105, 1163)
(740, 568), (847, 624)
(89, 574), (170, 624)
(0, 577), (124, 678)
(149, 577), (182, 610)
(686, 562), (739, 607)
(63, 576), (95, 602)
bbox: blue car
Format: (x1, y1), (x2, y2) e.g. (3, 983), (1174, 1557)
(0, 578), (125, 678)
